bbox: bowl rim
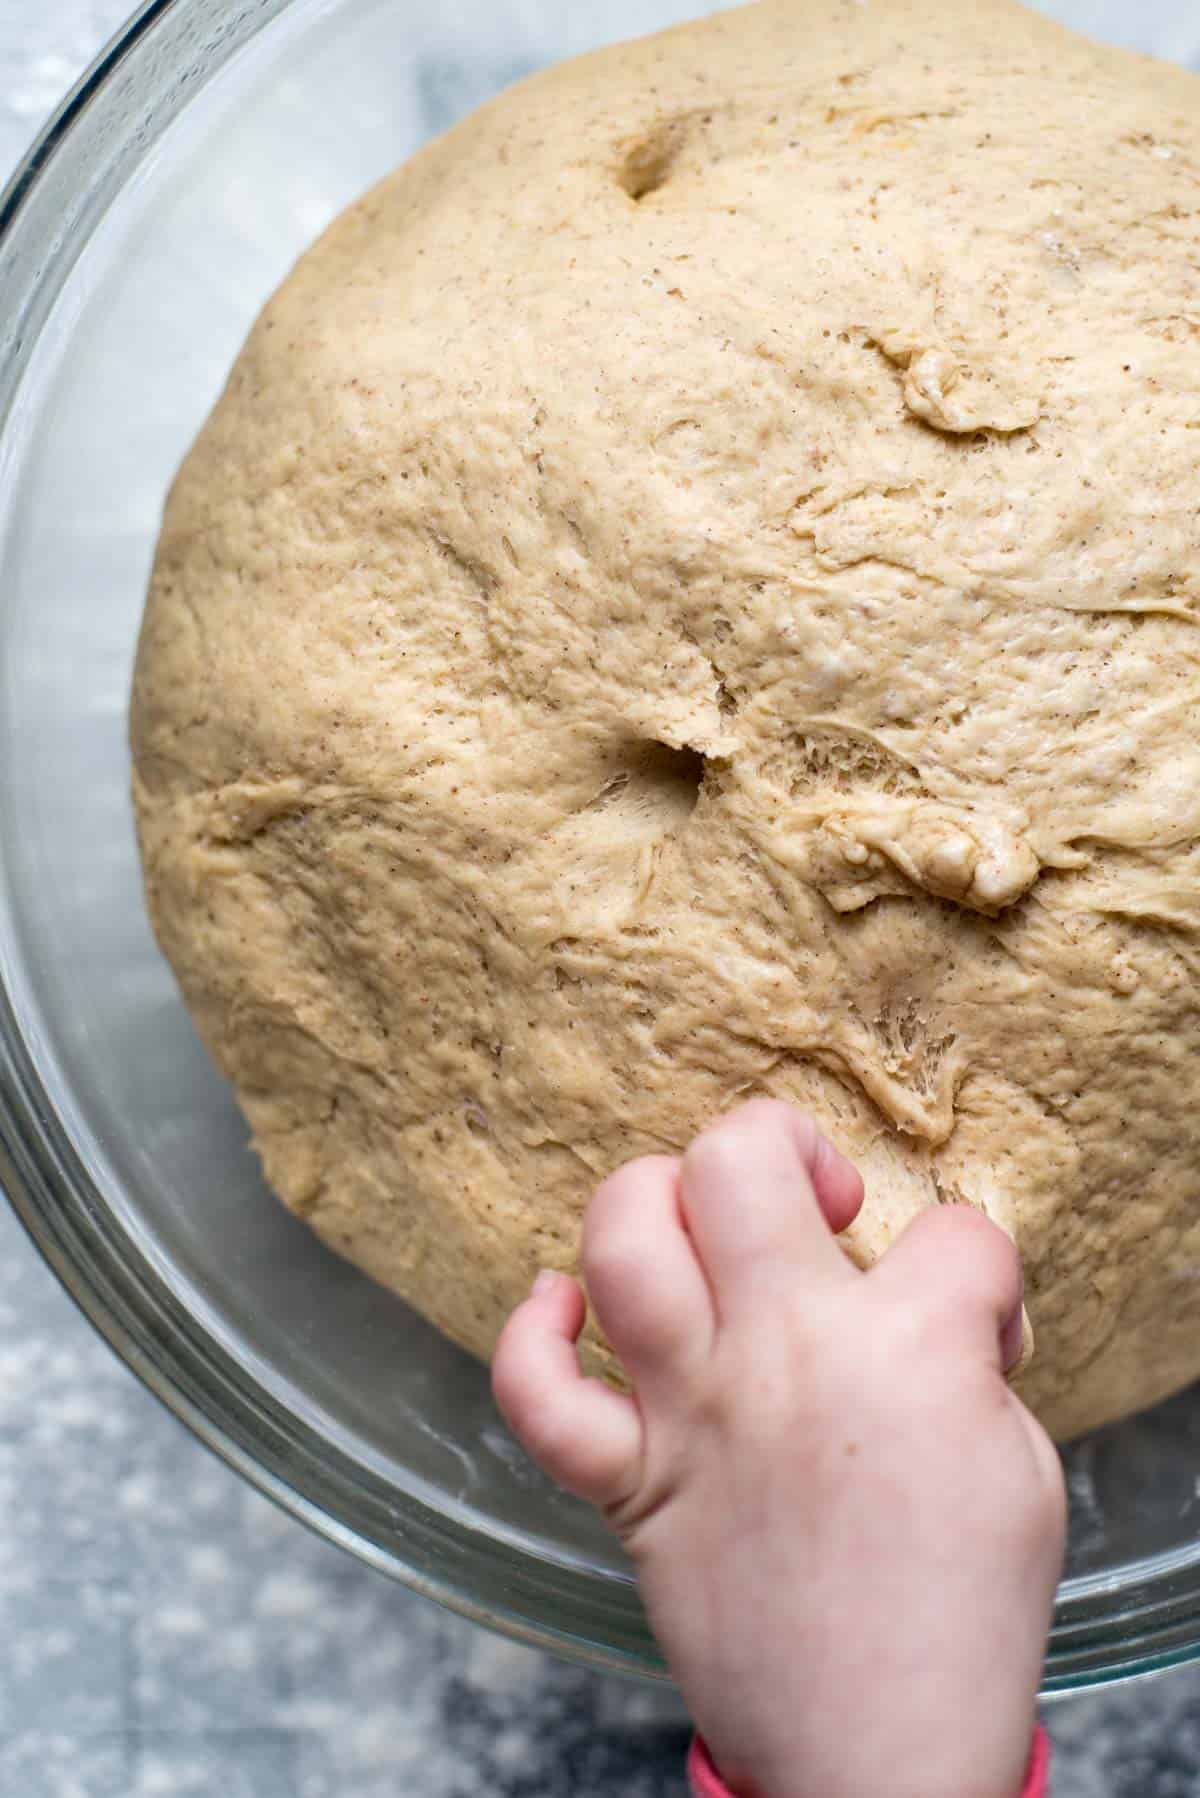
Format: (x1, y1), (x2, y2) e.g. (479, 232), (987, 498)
(2, 0), (1200, 1696)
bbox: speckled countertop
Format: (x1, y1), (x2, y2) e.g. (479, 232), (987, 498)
(3, 5), (1200, 1796)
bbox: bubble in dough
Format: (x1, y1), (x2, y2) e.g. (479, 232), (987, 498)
(131, 0), (1200, 1443)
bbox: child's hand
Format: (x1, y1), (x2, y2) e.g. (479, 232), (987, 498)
(492, 1101), (1066, 1798)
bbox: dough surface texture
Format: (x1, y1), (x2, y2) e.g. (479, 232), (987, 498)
(132, 0), (1200, 1442)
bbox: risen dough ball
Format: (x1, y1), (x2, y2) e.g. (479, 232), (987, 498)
(132, 0), (1200, 1442)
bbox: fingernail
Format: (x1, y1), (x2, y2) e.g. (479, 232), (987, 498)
(532, 1269), (559, 1297)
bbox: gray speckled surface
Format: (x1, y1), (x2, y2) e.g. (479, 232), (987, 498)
(3, 5), (1200, 1795)
(0, 1185), (694, 1798)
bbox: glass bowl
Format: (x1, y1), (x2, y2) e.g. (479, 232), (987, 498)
(1, 0), (1199, 1694)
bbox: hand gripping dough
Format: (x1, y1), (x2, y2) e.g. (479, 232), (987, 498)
(131, 0), (1200, 1443)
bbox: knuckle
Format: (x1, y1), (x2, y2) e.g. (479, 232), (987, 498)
(490, 1332), (537, 1425)
(913, 1201), (996, 1246)
(583, 1229), (668, 1328)
(515, 1395), (575, 1468)
(582, 1227), (643, 1299)
(732, 1097), (817, 1152)
(493, 1348), (586, 1471)
(585, 1162), (656, 1250)
(685, 1098), (807, 1175)
(587, 1254), (687, 1358)
(724, 1096), (797, 1135)
(912, 1204), (1019, 1290)
(624, 1300), (690, 1363)
(681, 1123), (742, 1191)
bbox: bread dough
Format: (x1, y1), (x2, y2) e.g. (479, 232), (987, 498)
(131, 0), (1200, 1443)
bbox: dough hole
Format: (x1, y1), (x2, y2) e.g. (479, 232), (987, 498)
(590, 739), (707, 830)
(618, 121), (688, 201)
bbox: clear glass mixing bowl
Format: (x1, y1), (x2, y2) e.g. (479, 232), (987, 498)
(1, 0), (1199, 1693)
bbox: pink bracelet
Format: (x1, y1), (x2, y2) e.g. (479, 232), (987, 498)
(688, 1723), (1051, 1797)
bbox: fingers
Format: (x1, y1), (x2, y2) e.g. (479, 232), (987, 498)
(584, 1155), (716, 1390)
(491, 1272), (643, 1507)
(871, 1203), (1027, 1372)
(679, 1101), (860, 1321)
